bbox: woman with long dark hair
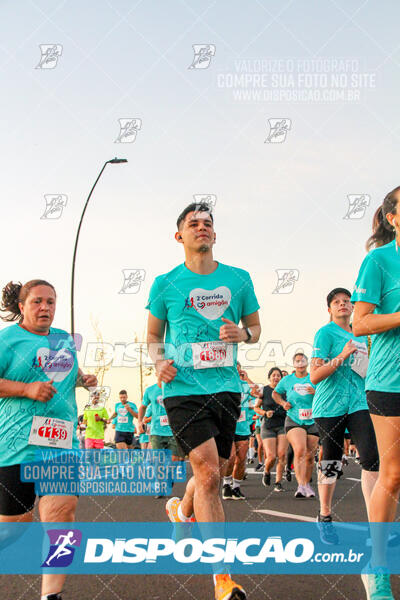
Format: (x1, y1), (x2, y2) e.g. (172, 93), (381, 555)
(352, 186), (400, 600)
(254, 367), (288, 492)
(0, 280), (96, 600)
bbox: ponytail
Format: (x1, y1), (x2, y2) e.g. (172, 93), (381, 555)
(0, 281), (23, 322)
(366, 186), (400, 251)
(0, 279), (56, 322)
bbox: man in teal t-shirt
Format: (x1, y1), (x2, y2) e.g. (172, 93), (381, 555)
(146, 202), (261, 600)
(108, 389), (137, 449)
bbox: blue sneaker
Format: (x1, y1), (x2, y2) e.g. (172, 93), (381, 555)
(361, 566), (394, 599)
(316, 513), (339, 545)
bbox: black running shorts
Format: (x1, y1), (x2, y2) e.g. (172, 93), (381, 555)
(367, 390), (400, 417)
(115, 430), (135, 445)
(164, 392), (241, 459)
(0, 464), (36, 516)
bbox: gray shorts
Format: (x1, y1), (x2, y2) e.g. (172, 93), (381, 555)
(285, 415), (319, 436)
(260, 423), (285, 439)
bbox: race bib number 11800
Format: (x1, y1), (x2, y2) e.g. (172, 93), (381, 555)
(192, 341), (234, 370)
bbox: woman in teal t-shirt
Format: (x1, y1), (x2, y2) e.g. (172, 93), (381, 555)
(273, 352), (319, 499)
(352, 187), (400, 598)
(0, 280), (96, 600)
(310, 287), (379, 545)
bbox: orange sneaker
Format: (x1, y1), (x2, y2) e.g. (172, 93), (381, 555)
(165, 497), (195, 523)
(214, 574), (246, 600)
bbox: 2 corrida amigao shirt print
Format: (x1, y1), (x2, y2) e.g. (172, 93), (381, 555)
(146, 262), (260, 398)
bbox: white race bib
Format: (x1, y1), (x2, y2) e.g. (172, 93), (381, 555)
(192, 341), (234, 370)
(118, 416), (128, 423)
(237, 410), (246, 423)
(29, 416), (73, 449)
(160, 415), (169, 427)
(351, 341), (369, 379)
(298, 408), (313, 421)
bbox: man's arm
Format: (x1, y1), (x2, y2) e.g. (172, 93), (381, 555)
(241, 311), (261, 343)
(147, 313), (177, 384)
(219, 310), (261, 344)
(125, 404), (138, 419)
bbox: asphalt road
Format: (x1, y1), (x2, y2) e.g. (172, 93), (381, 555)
(1, 457), (399, 600)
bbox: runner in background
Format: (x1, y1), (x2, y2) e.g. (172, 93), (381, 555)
(253, 368), (287, 491)
(76, 414), (86, 450)
(139, 405), (151, 449)
(273, 352), (319, 498)
(0, 279), (97, 600)
(285, 444), (294, 481)
(352, 189), (400, 600)
(250, 384), (264, 471)
(222, 363), (255, 500)
(107, 390), (138, 450)
(138, 383), (184, 461)
(310, 288), (379, 545)
(83, 391), (108, 450)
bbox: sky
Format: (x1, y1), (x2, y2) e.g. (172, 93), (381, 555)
(0, 0), (399, 411)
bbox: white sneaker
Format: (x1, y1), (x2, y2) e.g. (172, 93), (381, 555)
(305, 483), (315, 498)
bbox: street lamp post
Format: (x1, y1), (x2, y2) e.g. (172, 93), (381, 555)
(71, 157), (127, 335)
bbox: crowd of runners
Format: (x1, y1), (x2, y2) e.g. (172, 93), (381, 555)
(0, 187), (400, 600)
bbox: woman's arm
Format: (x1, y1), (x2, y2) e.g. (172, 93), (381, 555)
(310, 340), (357, 385)
(0, 378), (57, 402)
(353, 301), (400, 336)
(272, 390), (291, 411)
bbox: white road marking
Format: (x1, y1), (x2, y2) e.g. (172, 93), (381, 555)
(253, 509), (367, 531)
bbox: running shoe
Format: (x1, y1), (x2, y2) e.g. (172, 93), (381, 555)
(255, 463), (264, 472)
(294, 485), (306, 498)
(44, 595), (62, 600)
(355, 456), (361, 464)
(285, 468), (292, 482)
(231, 487), (246, 500)
(166, 497), (195, 523)
(274, 482), (284, 492)
(342, 456), (349, 467)
(305, 483), (315, 498)
(262, 472), (271, 487)
(214, 574), (246, 600)
(361, 565), (394, 599)
(316, 513), (339, 545)
(222, 484), (233, 500)
(247, 457), (254, 464)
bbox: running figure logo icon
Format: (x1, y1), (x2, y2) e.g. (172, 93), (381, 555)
(36, 45), (63, 69)
(115, 118), (142, 143)
(42, 529), (82, 567)
(40, 195), (68, 220)
(272, 269), (299, 294)
(188, 45), (216, 69)
(343, 194), (370, 220)
(265, 119), (292, 143)
(193, 194), (217, 213)
(119, 269), (146, 294)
